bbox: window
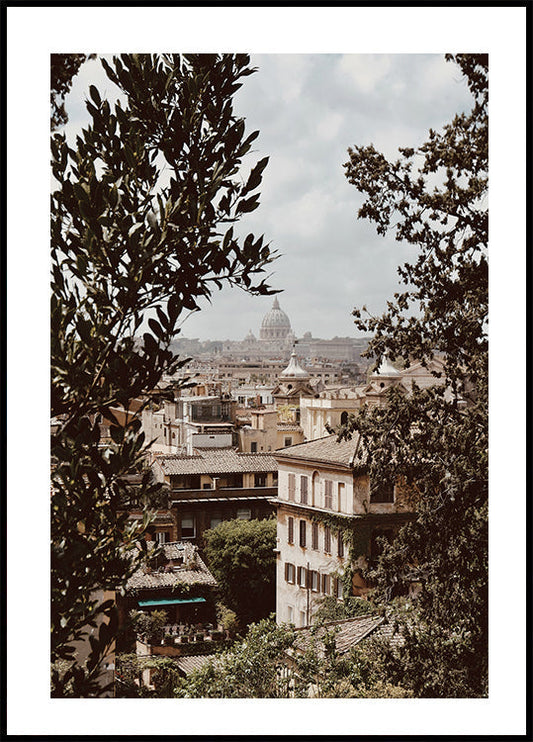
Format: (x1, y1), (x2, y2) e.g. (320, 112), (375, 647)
(287, 517), (294, 544)
(255, 473), (266, 487)
(312, 522), (319, 550)
(210, 515), (222, 529)
(288, 473), (295, 501)
(300, 476), (308, 504)
(340, 411), (349, 425)
(287, 606), (294, 624)
(337, 531), (344, 558)
(370, 480), (395, 503)
(284, 437), (292, 447)
(299, 611), (307, 627)
(203, 482), (212, 489)
(338, 482), (345, 512)
(181, 516), (195, 539)
(299, 520), (307, 548)
(321, 574), (331, 595)
(236, 507), (251, 520)
(334, 576), (344, 599)
(297, 566), (307, 588)
(309, 570), (319, 592)
(250, 442), (257, 453)
(324, 525), (331, 553)
(156, 531), (169, 544)
(324, 480), (333, 509)
(285, 563), (295, 584)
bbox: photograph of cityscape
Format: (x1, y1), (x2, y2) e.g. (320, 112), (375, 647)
(51, 47), (489, 698)
(6, 4), (527, 738)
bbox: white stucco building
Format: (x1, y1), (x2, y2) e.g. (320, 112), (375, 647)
(274, 435), (415, 627)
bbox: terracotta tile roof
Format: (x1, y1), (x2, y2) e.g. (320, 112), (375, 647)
(175, 654), (217, 675)
(292, 615), (385, 657)
(155, 449), (278, 476)
(370, 618), (406, 650)
(274, 434), (366, 468)
(126, 542), (217, 591)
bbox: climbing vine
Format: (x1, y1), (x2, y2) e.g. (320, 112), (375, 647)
(308, 510), (373, 601)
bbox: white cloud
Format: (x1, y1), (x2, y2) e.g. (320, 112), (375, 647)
(338, 54), (392, 94)
(316, 110), (344, 141)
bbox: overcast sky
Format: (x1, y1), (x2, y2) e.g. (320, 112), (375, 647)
(63, 53), (473, 342)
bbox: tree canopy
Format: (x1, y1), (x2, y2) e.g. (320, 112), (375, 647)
(173, 616), (412, 699)
(51, 54), (93, 130)
(341, 53), (488, 697)
(50, 53), (276, 696)
(203, 518), (277, 627)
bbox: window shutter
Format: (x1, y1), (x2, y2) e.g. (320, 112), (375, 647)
(288, 473), (295, 501)
(297, 566), (307, 587)
(312, 522), (319, 550)
(299, 519), (307, 548)
(288, 517), (294, 544)
(285, 563), (295, 583)
(324, 525), (331, 553)
(300, 476), (308, 504)
(325, 480), (333, 509)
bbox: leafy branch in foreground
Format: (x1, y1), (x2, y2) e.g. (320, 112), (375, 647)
(341, 54), (488, 697)
(51, 53), (277, 696)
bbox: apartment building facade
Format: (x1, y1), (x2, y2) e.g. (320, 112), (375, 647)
(274, 435), (415, 627)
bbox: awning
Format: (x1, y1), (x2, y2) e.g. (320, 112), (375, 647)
(138, 597), (206, 607)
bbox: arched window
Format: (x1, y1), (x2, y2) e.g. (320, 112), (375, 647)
(340, 411), (348, 426)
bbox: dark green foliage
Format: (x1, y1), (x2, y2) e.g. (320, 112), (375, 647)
(313, 595), (374, 624)
(341, 54), (488, 697)
(128, 608), (167, 644)
(51, 54), (95, 130)
(175, 617), (295, 698)
(203, 518), (277, 626)
(115, 653), (182, 698)
(173, 617), (412, 698)
(51, 54), (277, 696)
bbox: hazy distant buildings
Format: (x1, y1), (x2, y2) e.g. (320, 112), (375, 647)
(170, 297), (370, 367)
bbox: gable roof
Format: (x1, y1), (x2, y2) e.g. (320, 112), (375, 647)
(154, 449), (278, 476)
(274, 434), (365, 468)
(291, 614), (405, 658)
